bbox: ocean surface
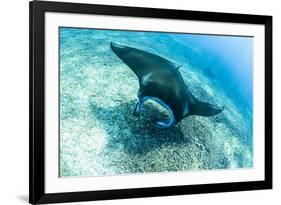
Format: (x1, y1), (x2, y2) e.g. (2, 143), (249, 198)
(59, 27), (253, 177)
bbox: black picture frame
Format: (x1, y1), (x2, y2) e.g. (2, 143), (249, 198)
(29, 0), (272, 204)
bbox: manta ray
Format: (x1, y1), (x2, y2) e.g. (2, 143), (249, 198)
(110, 42), (224, 128)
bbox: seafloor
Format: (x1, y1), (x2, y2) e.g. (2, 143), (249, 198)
(59, 28), (253, 177)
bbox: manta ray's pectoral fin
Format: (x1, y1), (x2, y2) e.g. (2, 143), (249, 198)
(190, 100), (224, 117)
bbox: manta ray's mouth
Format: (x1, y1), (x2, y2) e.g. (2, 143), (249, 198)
(134, 96), (176, 128)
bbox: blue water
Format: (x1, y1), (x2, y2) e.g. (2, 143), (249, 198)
(175, 33), (253, 109)
(59, 27), (253, 177)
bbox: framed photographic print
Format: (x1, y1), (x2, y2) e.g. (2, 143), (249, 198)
(29, 0), (272, 204)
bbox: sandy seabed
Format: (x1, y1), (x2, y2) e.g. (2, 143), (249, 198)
(59, 28), (253, 177)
